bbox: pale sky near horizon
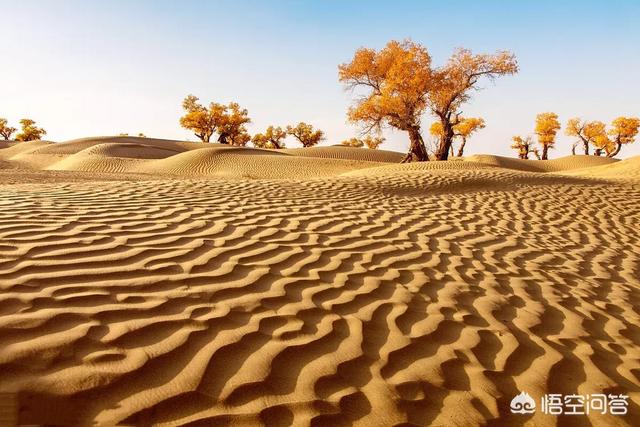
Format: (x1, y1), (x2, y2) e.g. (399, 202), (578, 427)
(1, 0), (639, 157)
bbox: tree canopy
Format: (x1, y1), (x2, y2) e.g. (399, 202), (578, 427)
(339, 39), (516, 162)
(511, 135), (539, 160)
(428, 49), (516, 160)
(339, 40), (432, 161)
(252, 126), (287, 149)
(286, 122), (324, 147)
(535, 112), (561, 160)
(341, 135), (384, 149)
(179, 95), (251, 144)
(566, 118), (606, 155)
(15, 119), (46, 142)
(566, 116), (639, 157)
(594, 117), (640, 157)
(362, 134), (384, 149)
(341, 137), (364, 148)
(0, 118), (17, 140)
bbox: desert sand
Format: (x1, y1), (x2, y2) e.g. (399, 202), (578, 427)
(0, 136), (638, 426)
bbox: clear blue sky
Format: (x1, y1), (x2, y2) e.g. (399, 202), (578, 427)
(1, 0), (639, 157)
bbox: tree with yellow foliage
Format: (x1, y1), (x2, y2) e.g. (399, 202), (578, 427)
(339, 40), (432, 161)
(217, 102), (251, 145)
(227, 129), (251, 147)
(15, 119), (46, 142)
(341, 137), (364, 148)
(606, 117), (640, 157)
(179, 95), (251, 144)
(363, 135), (384, 149)
(252, 126), (287, 149)
(286, 122), (324, 147)
(535, 112), (560, 160)
(429, 122), (447, 154)
(454, 118), (485, 156)
(590, 117), (640, 157)
(341, 135), (384, 149)
(565, 118), (606, 155)
(339, 40), (516, 162)
(428, 50), (516, 160)
(592, 134), (614, 157)
(511, 135), (540, 160)
(0, 118), (17, 140)
(180, 95), (219, 142)
(430, 117), (485, 157)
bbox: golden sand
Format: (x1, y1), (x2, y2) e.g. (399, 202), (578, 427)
(0, 137), (638, 425)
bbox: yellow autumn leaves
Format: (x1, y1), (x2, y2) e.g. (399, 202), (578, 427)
(341, 135), (385, 149)
(0, 118), (46, 142)
(429, 117), (486, 157)
(176, 39), (640, 161)
(339, 39), (517, 161)
(513, 114), (640, 159)
(179, 95), (327, 149)
(179, 95), (251, 145)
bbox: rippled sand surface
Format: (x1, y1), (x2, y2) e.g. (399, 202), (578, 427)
(0, 137), (638, 426)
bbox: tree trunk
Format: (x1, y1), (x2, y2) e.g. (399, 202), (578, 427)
(457, 138), (467, 157)
(582, 139), (589, 155)
(608, 142), (622, 157)
(401, 126), (429, 162)
(434, 118), (455, 160)
(594, 149), (602, 156)
(541, 144), (549, 160)
(198, 129), (214, 143)
(571, 143), (577, 155)
(218, 133), (229, 144)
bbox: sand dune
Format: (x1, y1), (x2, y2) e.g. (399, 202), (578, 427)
(2, 137), (394, 178)
(66, 142), (184, 159)
(44, 142), (188, 174)
(0, 140), (53, 158)
(30, 136), (206, 155)
(0, 141), (59, 169)
(466, 153), (618, 172)
(41, 144), (385, 178)
(1, 137), (207, 170)
(0, 139), (639, 426)
(342, 158), (493, 176)
(282, 146), (404, 163)
(4, 137), (626, 181)
(139, 147), (384, 178)
(559, 155), (640, 180)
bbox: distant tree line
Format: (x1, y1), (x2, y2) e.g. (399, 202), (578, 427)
(341, 135), (384, 149)
(5, 38), (637, 162)
(179, 95), (337, 150)
(179, 39), (518, 158)
(512, 113), (639, 159)
(0, 118), (46, 141)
